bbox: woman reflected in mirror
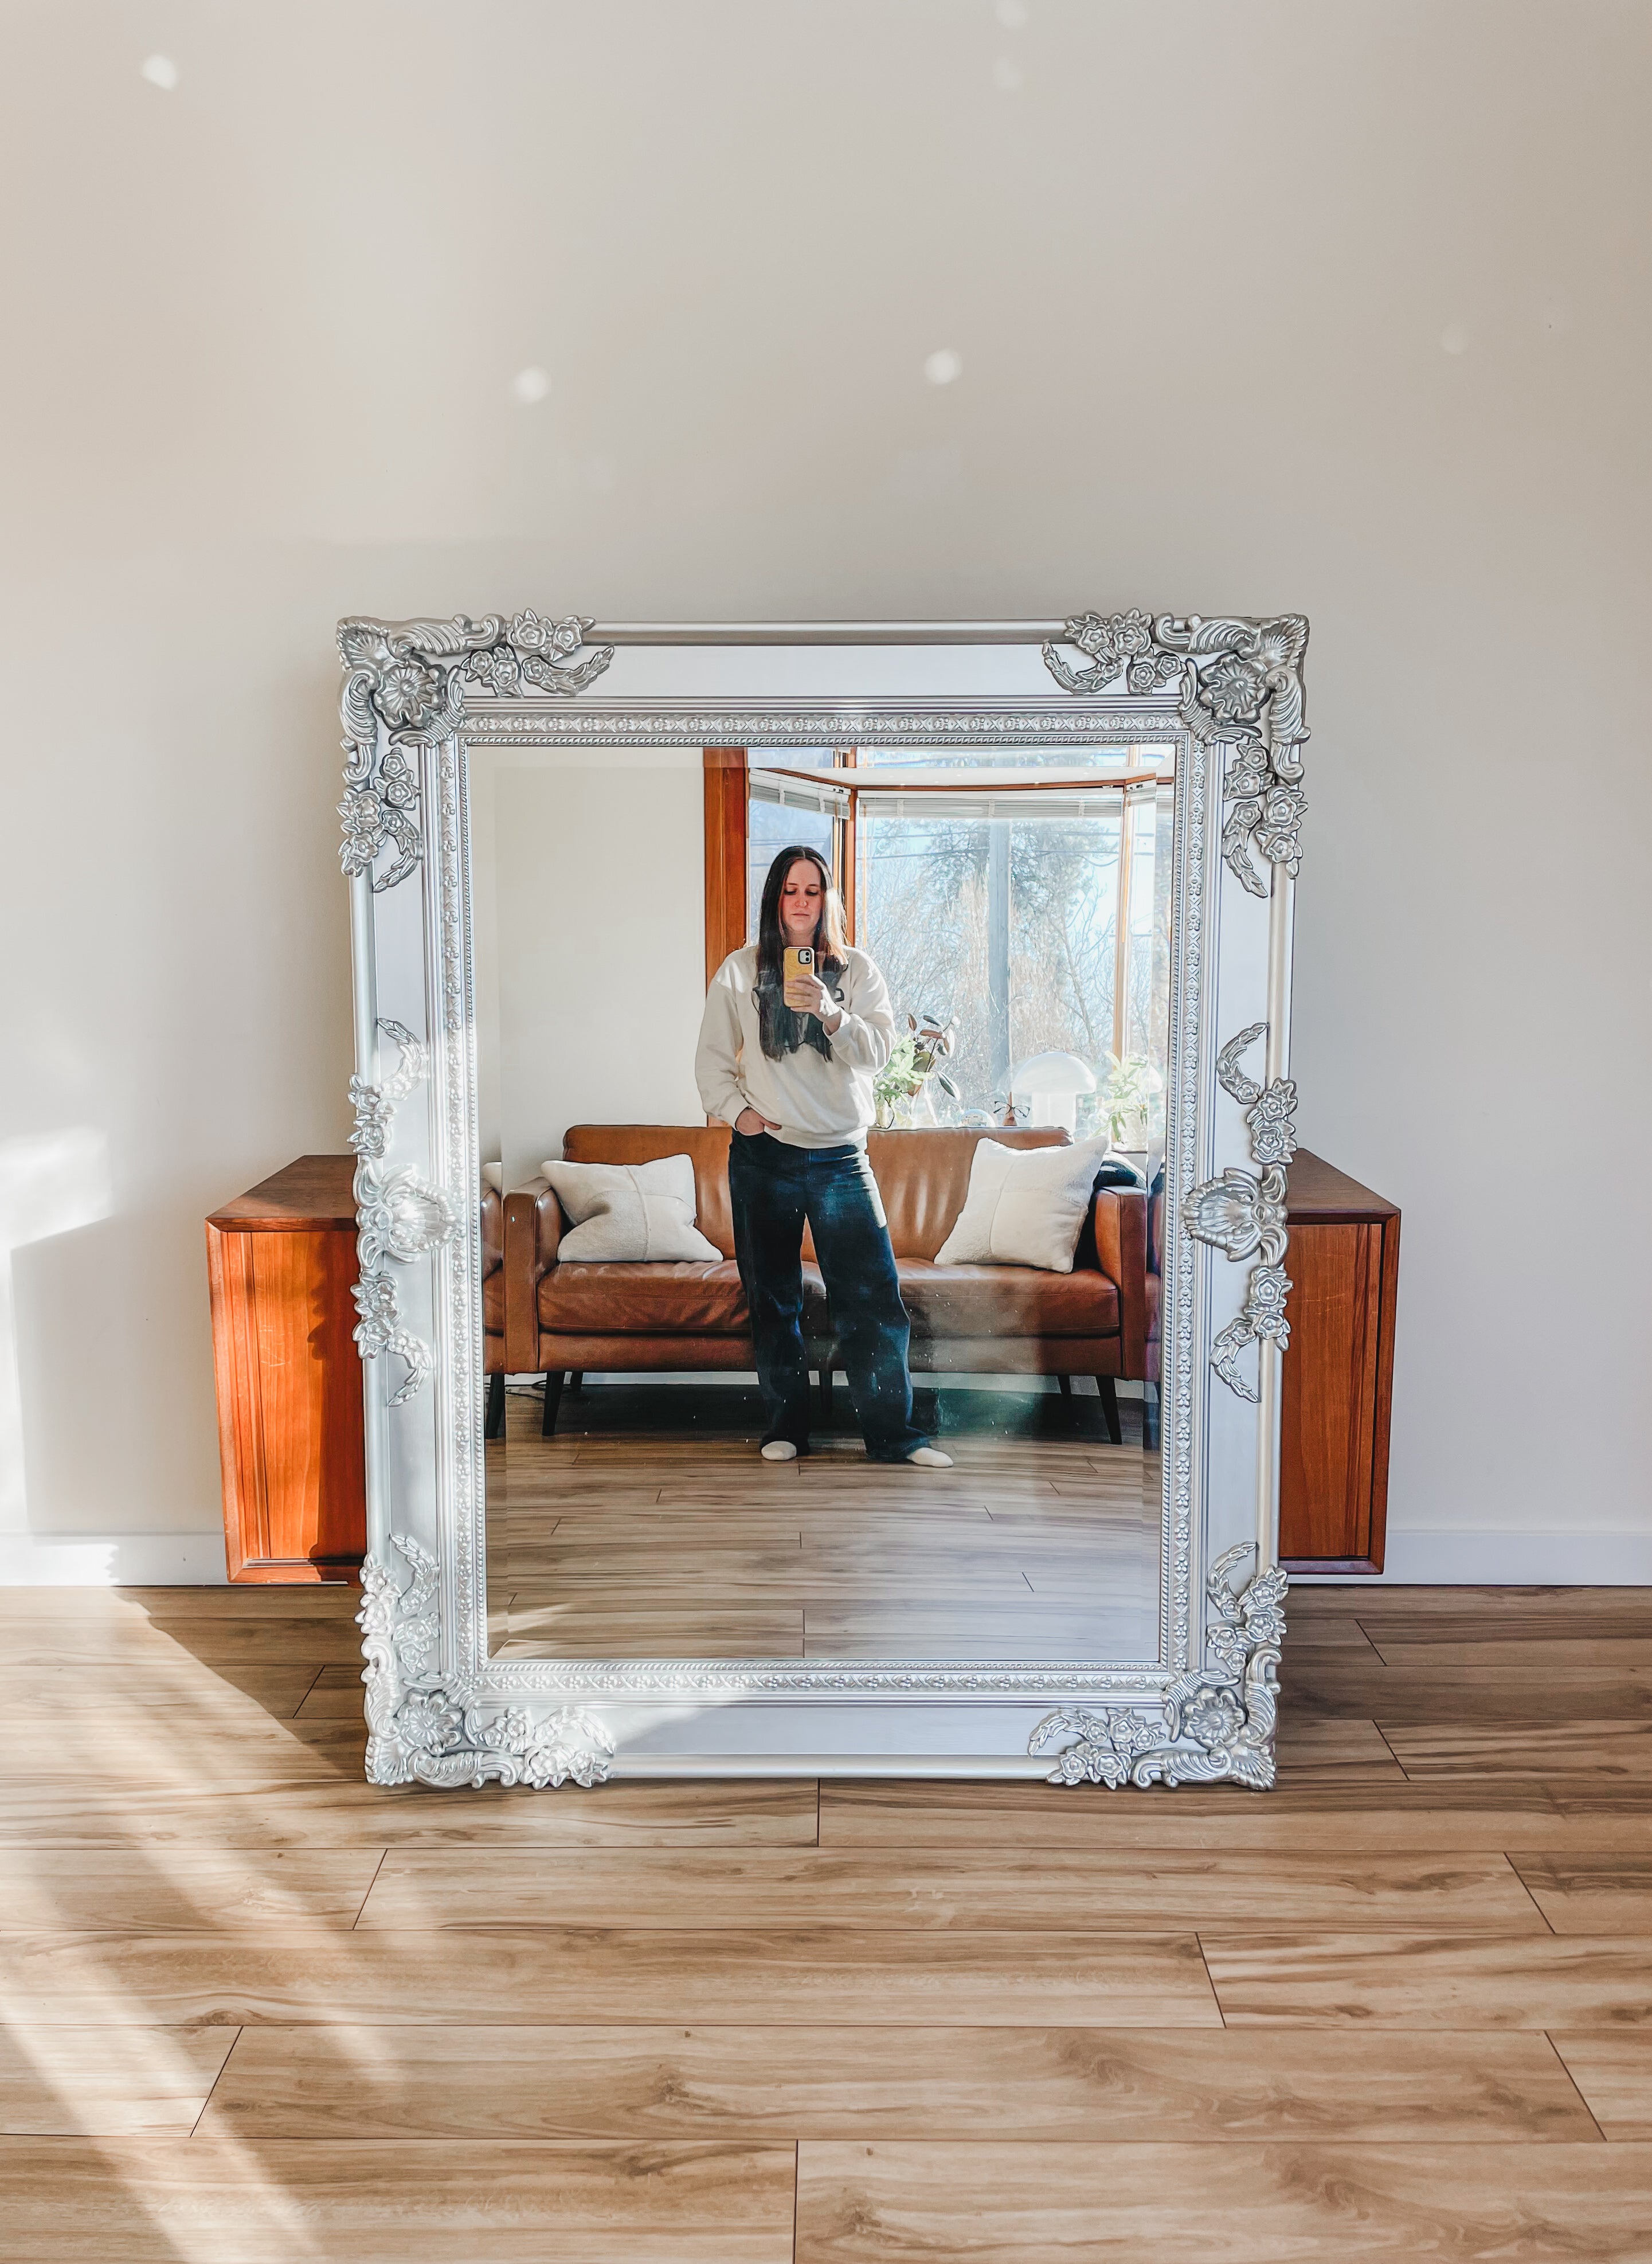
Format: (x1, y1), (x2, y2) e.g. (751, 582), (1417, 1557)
(695, 845), (952, 1468)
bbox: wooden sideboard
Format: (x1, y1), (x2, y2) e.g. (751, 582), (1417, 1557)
(206, 1156), (365, 1583)
(205, 1145), (1397, 1583)
(1278, 1148), (1400, 1574)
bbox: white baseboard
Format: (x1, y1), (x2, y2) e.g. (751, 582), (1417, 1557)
(0, 1533), (229, 1586)
(1292, 1528), (1652, 1586)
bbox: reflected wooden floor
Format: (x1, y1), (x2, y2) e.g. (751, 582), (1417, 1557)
(5, 1581), (1652, 2257)
(486, 1381), (1162, 1661)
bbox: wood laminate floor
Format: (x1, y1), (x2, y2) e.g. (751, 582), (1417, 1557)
(4, 1575), (1652, 2257)
(487, 1382), (1164, 1661)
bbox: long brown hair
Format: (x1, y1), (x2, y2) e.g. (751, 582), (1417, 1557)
(754, 845), (848, 1062)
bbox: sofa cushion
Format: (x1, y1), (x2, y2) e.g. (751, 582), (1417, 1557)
(867, 1127), (1070, 1258)
(563, 1125), (736, 1257)
(541, 1260), (746, 1335)
(896, 1258), (1120, 1339)
(538, 1260), (832, 1336)
(539, 1153), (721, 1263)
(935, 1135), (1114, 1272)
(482, 1268), (504, 1337)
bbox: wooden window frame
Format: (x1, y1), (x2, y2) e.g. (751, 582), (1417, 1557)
(702, 746), (748, 987)
(705, 748), (861, 980)
(708, 753), (1172, 1023)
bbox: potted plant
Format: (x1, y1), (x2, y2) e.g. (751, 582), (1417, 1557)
(1102, 1051), (1160, 1151)
(874, 1012), (960, 1128)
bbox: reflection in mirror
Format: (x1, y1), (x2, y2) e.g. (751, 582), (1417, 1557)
(473, 742), (1174, 1669)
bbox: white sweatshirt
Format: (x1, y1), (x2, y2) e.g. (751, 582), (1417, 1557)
(695, 945), (898, 1149)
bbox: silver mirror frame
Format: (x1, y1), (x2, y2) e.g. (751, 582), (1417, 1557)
(338, 612), (1306, 1790)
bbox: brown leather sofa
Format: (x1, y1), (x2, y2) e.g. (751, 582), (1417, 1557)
(504, 1124), (1148, 1441)
(1143, 1176), (1165, 1449)
(482, 1182), (506, 1437)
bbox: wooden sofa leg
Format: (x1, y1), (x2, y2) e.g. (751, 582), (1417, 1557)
(1095, 1376), (1123, 1446)
(1057, 1374), (1073, 1398)
(1144, 1383), (1160, 1452)
(569, 1372), (584, 1397)
(485, 1373), (506, 1440)
(818, 1367), (833, 1424)
(541, 1371), (566, 1438)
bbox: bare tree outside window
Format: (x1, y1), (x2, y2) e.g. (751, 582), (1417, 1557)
(862, 810), (1131, 1120)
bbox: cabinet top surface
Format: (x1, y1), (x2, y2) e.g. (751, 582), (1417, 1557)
(207, 1147), (1396, 1230)
(1287, 1147), (1399, 1222)
(208, 1155), (355, 1231)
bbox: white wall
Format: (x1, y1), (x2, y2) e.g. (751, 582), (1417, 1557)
(2, 0), (1647, 1578)
(485, 754), (707, 1191)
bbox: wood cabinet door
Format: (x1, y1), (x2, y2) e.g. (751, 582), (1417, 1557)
(1279, 1221), (1384, 1567)
(207, 1223), (366, 1582)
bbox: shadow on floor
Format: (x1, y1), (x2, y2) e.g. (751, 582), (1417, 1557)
(522, 1378), (1148, 1446)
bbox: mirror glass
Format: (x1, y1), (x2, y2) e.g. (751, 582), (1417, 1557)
(472, 739), (1174, 1668)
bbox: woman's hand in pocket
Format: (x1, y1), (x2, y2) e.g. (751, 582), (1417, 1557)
(735, 1108), (780, 1137)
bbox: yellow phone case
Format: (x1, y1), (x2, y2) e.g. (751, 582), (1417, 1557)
(783, 947), (814, 985)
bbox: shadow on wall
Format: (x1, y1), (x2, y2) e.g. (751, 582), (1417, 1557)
(0, 1131), (227, 1581)
(0, 1129), (115, 1553)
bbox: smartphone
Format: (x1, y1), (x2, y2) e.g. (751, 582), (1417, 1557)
(782, 945), (815, 987)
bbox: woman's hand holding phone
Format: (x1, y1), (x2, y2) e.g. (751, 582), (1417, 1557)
(783, 969), (836, 1020)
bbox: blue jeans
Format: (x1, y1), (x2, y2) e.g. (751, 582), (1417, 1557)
(728, 1132), (928, 1462)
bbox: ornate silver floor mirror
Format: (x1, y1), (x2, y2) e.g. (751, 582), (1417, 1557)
(338, 613), (1305, 1789)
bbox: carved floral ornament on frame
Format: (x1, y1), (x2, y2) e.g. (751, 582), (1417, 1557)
(335, 607), (1306, 1792)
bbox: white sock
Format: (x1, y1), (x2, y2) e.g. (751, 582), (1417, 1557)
(906, 1446), (954, 1468)
(760, 1439), (799, 1462)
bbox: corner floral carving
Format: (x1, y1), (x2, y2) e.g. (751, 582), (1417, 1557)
(1043, 611), (1308, 900)
(1040, 611), (1183, 697)
(338, 621), (472, 894)
(1027, 1706), (1165, 1788)
(336, 612), (611, 894)
(359, 1534), (616, 1788)
(460, 611), (614, 698)
(339, 746), (422, 893)
(1029, 1542), (1285, 1790)
(347, 1018), (449, 1406)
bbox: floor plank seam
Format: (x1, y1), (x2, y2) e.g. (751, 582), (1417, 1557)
(1543, 2030), (1611, 2144)
(190, 2024), (246, 2138)
(352, 1848), (391, 1929)
(1193, 1935), (1228, 2028)
(1508, 1856), (1560, 1936)
(1369, 1718), (1407, 1777)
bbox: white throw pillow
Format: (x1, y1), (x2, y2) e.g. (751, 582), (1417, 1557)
(539, 1153), (721, 1263)
(934, 1136), (1114, 1273)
